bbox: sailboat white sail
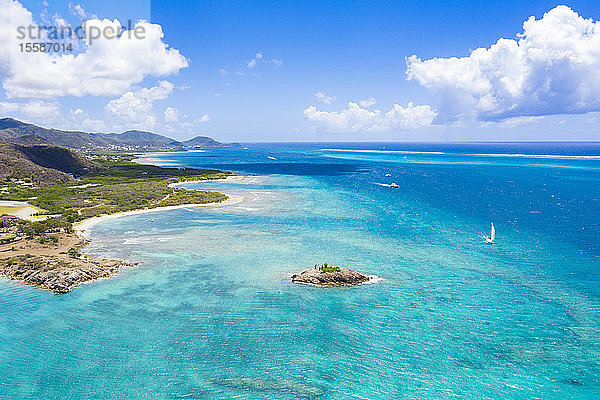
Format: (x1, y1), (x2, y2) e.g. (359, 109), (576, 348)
(483, 223), (495, 244)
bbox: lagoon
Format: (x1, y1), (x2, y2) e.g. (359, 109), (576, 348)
(1, 143), (599, 399)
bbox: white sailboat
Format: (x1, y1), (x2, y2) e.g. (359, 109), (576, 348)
(483, 223), (495, 244)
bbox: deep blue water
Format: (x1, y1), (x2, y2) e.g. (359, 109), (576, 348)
(1, 143), (599, 399)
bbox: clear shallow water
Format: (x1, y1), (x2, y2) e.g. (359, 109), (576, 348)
(1, 143), (600, 399)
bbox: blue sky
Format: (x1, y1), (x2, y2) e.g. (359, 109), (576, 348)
(1, 0), (600, 141)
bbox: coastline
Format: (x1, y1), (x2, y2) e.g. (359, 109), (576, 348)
(290, 274), (383, 287)
(75, 174), (249, 238)
(1, 176), (247, 293)
(73, 192), (245, 239)
(0, 230), (136, 293)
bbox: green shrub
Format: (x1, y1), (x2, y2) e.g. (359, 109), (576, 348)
(31, 221), (48, 234)
(318, 263), (341, 273)
(67, 247), (81, 258)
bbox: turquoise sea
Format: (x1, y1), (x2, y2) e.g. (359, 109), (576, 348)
(1, 143), (600, 399)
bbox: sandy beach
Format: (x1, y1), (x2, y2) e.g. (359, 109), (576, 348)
(74, 175), (250, 238)
(0, 176), (247, 293)
(0, 227), (131, 293)
(73, 192), (245, 239)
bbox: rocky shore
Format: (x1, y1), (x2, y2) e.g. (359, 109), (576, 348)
(0, 232), (133, 294)
(0, 255), (132, 293)
(291, 265), (370, 286)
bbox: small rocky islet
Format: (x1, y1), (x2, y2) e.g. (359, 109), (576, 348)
(291, 263), (371, 287)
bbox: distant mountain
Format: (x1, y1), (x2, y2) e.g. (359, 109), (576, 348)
(0, 118), (234, 151)
(181, 135), (241, 148)
(180, 136), (223, 148)
(0, 142), (101, 184)
(0, 118), (28, 130)
(102, 130), (183, 149)
(0, 118), (113, 150)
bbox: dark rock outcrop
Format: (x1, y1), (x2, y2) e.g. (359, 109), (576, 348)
(291, 267), (370, 287)
(0, 255), (133, 294)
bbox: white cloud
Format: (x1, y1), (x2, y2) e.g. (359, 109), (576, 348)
(246, 53), (262, 68)
(314, 91), (336, 105)
(53, 14), (67, 27)
(359, 97), (376, 107)
(0, 0), (33, 78)
(69, 3), (92, 19)
(73, 4), (86, 18)
(0, 100), (102, 129)
(499, 116), (544, 127)
(0, 0), (188, 98)
(1, 93), (209, 135)
(0, 100), (61, 120)
(406, 5), (600, 122)
(0, 101), (19, 113)
(245, 51), (281, 69)
(79, 118), (106, 132)
(164, 106), (178, 122)
(105, 81), (174, 130)
(303, 101), (436, 132)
